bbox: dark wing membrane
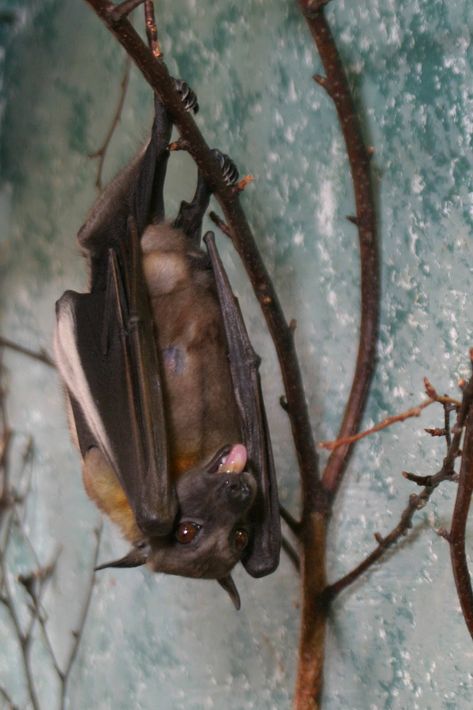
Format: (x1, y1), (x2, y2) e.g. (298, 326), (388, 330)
(204, 232), (281, 577)
(55, 222), (177, 537)
(78, 96), (172, 265)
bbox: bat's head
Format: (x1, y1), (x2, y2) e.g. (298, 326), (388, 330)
(148, 444), (257, 591)
(96, 444), (261, 609)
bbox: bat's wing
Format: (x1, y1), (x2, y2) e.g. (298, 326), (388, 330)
(56, 221), (176, 536)
(77, 96), (172, 272)
(55, 96), (178, 537)
(204, 232), (281, 577)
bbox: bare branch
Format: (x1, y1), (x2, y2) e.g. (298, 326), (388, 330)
(326, 371), (473, 600)
(280, 504), (301, 537)
(0, 336), (55, 368)
(298, 4), (380, 500)
(281, 536), (300, 573)
(89, 55), (131, 191)
(319, 394), (460, 452)
(447, 390), (473, 638)
(0, 686), (18, 710)
(0, 555), (40, 710)
(59, 523), (103, 710)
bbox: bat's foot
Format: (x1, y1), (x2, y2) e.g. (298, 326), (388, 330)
(211, 150), (239, 187)
(173, 78), (199, 114)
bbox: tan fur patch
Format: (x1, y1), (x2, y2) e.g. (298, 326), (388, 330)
(82, 448), (141, 543)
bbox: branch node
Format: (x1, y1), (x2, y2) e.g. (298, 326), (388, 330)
(436, 527), (451, 543)
(169, 137), (190, 152)
(313, 73), (332, 96)
(402, 470), (433, 487)
(280, 396), (289, 413)
(234, 175), (254, 193)
(424, 427), (447, 438)
(300, 0), (332, 19)
(423, 377), (437, 399)
(346, 215), (358, 226)
(109, 0), (145, 23)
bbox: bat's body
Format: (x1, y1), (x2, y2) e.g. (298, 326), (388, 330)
(83, 224), (241, 545)
(141, 224), (241, 475)
(55, 83), (280, 605)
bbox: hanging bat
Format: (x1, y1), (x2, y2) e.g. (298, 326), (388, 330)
(54, 80), (280, 608)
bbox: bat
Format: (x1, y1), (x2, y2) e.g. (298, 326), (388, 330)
(54, 80), (280, 609)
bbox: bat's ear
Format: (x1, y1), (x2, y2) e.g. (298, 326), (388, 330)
(217, 575), (241, 610)
(95, 546), (149, 571)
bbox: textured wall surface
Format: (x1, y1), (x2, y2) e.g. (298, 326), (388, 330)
(0, 1), (472, 708)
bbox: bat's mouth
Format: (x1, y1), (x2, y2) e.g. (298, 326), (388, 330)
(206, 444), (248, 475)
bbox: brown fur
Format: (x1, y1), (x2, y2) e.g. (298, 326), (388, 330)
(83, 223), (241, 542)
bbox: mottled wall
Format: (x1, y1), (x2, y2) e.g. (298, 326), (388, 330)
(0, 1), (472, 708)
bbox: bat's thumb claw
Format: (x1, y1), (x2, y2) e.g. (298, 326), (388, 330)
(95, 547), (149, 571)
(217, 575), (241, 610)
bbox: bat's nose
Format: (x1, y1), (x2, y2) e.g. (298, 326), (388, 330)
(223, 475), (253, 505)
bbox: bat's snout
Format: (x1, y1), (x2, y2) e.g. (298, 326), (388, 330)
(221, 471), (256, 511)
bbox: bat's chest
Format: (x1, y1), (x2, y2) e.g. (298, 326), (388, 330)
(142, 239), (241, 472)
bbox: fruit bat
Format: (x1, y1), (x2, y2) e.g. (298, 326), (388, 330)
(54, 80), (280, 609)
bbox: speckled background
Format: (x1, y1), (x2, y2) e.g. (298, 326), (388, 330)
(0, 1), (472, 708)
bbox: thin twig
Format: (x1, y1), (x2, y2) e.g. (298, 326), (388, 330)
(0, 555), (40, 710)
(326, 372), (473, 600)
(293, 2), (380, 706)
(326, 490), (433, 599)
(110, 0), (144, 22)
(319, 395), (460, 452)
(447, 376), (473, 639)
(282, 535), (300, 573)
(0, 336), (55, 368)
(144, 0), (161, 57)
(0, 686), (18, 710)
(89, 55), (131, 190)
(59, 523), (102, 710)
(298, 1), (379, 500)
(280, 504), (301, 537)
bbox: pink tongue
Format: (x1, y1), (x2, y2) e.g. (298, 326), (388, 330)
(218, 444), (248, 474)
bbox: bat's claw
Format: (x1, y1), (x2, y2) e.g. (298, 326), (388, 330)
(211, 149), (239, 187)
(173, 78), (199, 114)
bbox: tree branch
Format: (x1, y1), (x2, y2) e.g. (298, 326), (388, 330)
(0, 336), (55, 368)
(83, 0), (322, 521)
(447, 379), (473, 639)
(326, 370), (473, 600)
(89, 55), (131, 190)
(297, 1), (380, 500)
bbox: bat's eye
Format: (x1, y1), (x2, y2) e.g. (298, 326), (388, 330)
(175, 522), (201, 544)
(233, 528), (249, 552)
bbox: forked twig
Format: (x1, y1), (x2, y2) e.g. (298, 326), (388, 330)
(320, 389), (460, 452)
(294, 2), (380, 706)
(327, 371), (473, 605)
